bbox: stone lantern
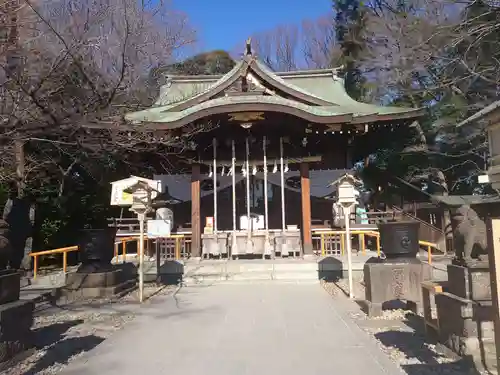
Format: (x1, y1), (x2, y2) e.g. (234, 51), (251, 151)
(123, 181), (158, 303)
(330, 173), (359, 299)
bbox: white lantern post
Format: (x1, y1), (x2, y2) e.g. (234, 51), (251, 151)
(337, 178), (357, 299)
(124, 182), (156, 303)
(231, 140), (237, 254)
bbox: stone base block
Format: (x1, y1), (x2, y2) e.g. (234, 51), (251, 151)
(0, 270), (21, 305)
(435, 291), (496, 373)
(63, 279), (136, 299)
(447, 261), (491, 301)
(363, 259), (432, 317)
(64, 263), (137, 299)
(0, 299), (34, 364)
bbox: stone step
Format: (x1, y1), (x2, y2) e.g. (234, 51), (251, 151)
(184, 270), (319, 279)
(60, 279), (137, 300)
(28, 272), (66, 288)
(183, 273), (320, 285)
(183, 278), (319, 286)
(181, 262), (322, 285)
(27, 253), (452, 287)
(19, 285), (58, 302)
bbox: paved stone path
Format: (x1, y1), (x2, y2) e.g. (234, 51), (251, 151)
(62, 283), (404, 375)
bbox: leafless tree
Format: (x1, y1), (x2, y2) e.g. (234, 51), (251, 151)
(362, 0), (458, 102)
(301, 15), (340, 69)
(249, 13), (343, 72)
(251, 24), (300, 71)
(0, 0), (197, 195)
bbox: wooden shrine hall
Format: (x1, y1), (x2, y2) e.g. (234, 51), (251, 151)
(122, 40), (425, 259)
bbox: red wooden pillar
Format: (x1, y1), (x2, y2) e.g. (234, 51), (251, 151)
(191, 164), (201, 258)
(300, 162), (312, 255)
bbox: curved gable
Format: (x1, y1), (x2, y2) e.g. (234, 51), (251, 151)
(165, 60), (250, 112)
(164, 56), (335, 112)
(249, 59), (333, 106)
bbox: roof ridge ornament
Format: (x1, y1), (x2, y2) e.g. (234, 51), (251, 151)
(245, 37), (252, 56)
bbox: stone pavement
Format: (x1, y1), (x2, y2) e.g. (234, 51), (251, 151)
(61, 283), (404, 375)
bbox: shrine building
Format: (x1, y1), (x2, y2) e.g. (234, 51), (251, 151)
(122, 41), (425, 259)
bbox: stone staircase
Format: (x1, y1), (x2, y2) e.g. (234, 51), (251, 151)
(19, 266), (77, 304)
(182, 259), (321, 285)
(137, 250), (449, 286)
(21, 252), (452, 292)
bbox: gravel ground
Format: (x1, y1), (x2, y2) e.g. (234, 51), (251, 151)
(322, 279), (488, 375)
(5, 284), (175, 375)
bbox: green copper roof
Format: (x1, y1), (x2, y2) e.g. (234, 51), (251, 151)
(127, 55), (424, 127)
(126, 95), (355, 126)
(155, 60), (245, 107)
(280, 72), (420, 117)
(252, 60), (330, 104)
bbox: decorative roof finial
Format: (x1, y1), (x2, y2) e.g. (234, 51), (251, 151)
(245, 37), (252, 56)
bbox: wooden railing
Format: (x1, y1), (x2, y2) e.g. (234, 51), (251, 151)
(113, 234), (190, 262)
(421, 280), (447, 336)
(114, 236), (142, 262)
(340, 210), (399, 226)
(30, 245), (79, 279)
(108, 217), (142, 235)
(29, 232), (192, 280)
(312, 229), (442, 263)
(352, 211), (398, 224)
(158, 235), (192, 260)
(314, 230), (381, 256)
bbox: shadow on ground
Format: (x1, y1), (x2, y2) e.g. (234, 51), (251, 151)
(354, 298), (411, 315)
(23, 320), (104, 375)
(324, 281), (485, 374)
(375, 314), (483, 375)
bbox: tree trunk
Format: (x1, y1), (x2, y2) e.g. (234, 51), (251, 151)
(15, 137), (25, 198)
(5, 138), (35, 271)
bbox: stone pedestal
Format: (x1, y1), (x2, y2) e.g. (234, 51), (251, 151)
(435, 261), (496, 373)
(447, 260), (491, 301)
(64, 227), (136, 299)
(0, 270), (34, 364)
(0, 269), (20, 304)
(64, 263), (137, 299)
(363, 259), (432, 317)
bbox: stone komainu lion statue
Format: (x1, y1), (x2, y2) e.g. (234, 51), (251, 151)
(451, 205), (488, 261)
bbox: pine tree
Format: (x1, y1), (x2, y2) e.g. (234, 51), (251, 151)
(334, 0), (368, 100)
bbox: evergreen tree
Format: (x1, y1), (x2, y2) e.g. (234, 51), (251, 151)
(154, 50), (235, 77)
(334, 0), (368, 100)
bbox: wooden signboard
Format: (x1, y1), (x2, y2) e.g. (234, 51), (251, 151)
(110, 176), (161, 206)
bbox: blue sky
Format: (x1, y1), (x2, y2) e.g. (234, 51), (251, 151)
(174, 0), (332, 52)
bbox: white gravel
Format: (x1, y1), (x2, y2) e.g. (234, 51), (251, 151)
(5, 284), (175, 375)
(323, 280), (488, 375)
